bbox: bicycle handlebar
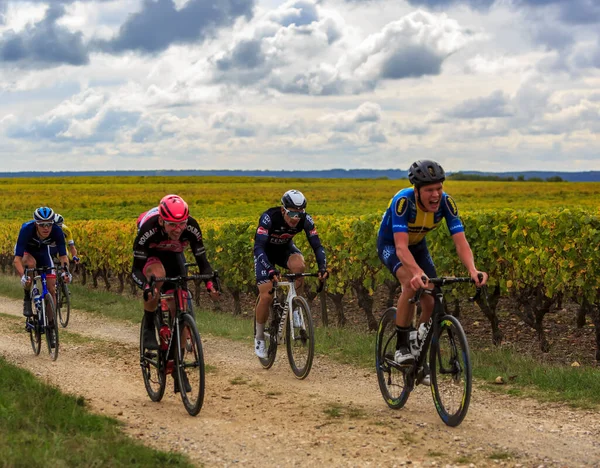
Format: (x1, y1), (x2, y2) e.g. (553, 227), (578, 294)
(269, 272), (326, 295)
(150, 270), (219, 285)
(409, 275), (487, 305)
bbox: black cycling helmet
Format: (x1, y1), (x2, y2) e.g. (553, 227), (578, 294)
(33, 207), (55, 223)
(281, 190), (307, 210)
(408, 160), (446, 187)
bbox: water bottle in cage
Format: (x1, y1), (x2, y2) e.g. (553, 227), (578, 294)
(409, 328), (420, 357)
(32, 285), (42, 313)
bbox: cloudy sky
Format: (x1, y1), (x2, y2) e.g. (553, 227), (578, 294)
(0, 0), (598, 173)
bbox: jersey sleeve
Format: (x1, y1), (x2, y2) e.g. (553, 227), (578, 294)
(62, 224), (75, 246)
(391, 194), (410, 234)
(131, 226), (151, 289)
(52, 226), (68, 257)
(14, 223), (31, 257)
(253, 211), (274, 272)
(304, 214), (327, 270)
(442, 193), (465, 236)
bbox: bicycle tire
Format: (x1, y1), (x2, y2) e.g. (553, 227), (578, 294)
(286, 296), (314, 379)
(57, 279), (71, 328)
(44, 294), (59, 361)
(139, 313), (166, 402)
(176, 313), (205, 416)
(254, 299), (278, 369)
(430, 314), (472, 427)
(375, 307), (411, 409)
(28, 308), (41, 356)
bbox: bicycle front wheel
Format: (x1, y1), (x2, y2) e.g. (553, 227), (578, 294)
(139, 313), (166, 402)
(430, 315), (472, 427)
(28, 308), (41, 356)
(286, 296), (314, 379)
(375, 307), (411, 409)
(57, 280), (71, 328)
(176, 314), (205, 416)
(44, 294), (59, 361)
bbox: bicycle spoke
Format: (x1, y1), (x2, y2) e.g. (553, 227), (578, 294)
(139, 313), (166, 402)
(177, 314), (205, 416)
(376, 307), (411, 409)
(430, 316), (472, 427)
(286, 296), (314, 379)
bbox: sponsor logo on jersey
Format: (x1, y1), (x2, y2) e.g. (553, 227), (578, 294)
(138, 228), (157, 245)
(395, 197), (408, 216)
(186, 225), (202, 241)
(309, 228), (318, 236)
(445, 195), (458, 216)
(257, 226), (268, 235)
(269, 233), (294, 244)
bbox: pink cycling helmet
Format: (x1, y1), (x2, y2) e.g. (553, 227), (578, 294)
(158, 194), (189, 222)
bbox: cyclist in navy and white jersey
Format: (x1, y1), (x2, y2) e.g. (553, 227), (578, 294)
(132, 195), (219, 351)
(253, 190), (328, 358)
(378, 160), (487, 371)
(14, 207), (71, 321)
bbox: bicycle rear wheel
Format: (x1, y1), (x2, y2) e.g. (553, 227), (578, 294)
(176, 314), (205, 416)
(376, 307), (411, 409)
(254, 298), (278, 369)
(286, 296), (314, 379)
(44, 294), (59, 361)
(139, 313), (167, 402)
(430, 315), (472, 427)
(57, 280), (71, 328)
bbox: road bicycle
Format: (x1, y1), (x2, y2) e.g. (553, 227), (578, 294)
(139, 269), (219, 416)
(254, 272), (324, 379)
(375, 276), (485, 427)
(24, 266), (60, 361)
(55, 265), (71, 328)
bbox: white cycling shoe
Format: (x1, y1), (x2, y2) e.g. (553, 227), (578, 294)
(254, 338), (268, 359)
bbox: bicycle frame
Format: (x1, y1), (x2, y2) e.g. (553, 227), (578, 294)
(269, 272), (323, 344)
(26, 267), (52, 328)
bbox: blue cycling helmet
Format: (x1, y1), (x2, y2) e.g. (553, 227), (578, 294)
(33, 207), (55, 223)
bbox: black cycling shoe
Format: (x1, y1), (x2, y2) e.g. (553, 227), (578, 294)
(143, 328), (159, 350)
(173, 370), (192, 394)
(23, 301), (33, 317)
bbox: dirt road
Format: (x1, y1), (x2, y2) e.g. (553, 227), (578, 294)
(1, 296), (599, 467)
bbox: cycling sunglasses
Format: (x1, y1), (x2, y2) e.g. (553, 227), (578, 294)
(163, 220), (187, 228)
(284, 208), (304, 219)
(36, 222), (53, 228)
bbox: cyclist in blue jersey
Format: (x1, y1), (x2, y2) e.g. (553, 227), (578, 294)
(377, 160), (487, 374)
(253, 190), (328, 358)
(14, 207), (71, 323)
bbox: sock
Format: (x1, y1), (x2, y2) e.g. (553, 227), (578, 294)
(256, 322), (265, 340)
(395, 325), (410, 350)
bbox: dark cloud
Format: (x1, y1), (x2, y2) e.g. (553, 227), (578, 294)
(98, 0), (255, 54)
(0, 4), (89, 67)
(446, 90), (512, 119)
(216, 39), (265, 71)
(380, 46), (442, 79)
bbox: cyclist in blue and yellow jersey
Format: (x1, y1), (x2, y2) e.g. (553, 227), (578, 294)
(14, 207), (71, 323)
(377, 160), (487, 376)
(253, 190), (328, 359)
(51, 214), (80, 264)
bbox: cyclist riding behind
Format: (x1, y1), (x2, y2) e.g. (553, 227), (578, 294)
(253, 190), (329, 358)
(50, 213), (80, 264)
(14, 207), (71, 324)
(377, 160), (488, 374)
(132, 195), (219, 391)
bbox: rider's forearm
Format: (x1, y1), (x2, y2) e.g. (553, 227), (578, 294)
(69, 245), (77, 257)
(454, 239), (478, 275)
(395, 245), (423, 277)
(13, 256), (25, 277)
(59, 255), (70, 268)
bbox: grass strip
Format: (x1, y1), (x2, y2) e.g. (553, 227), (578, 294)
(0, 355), (192, 467)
